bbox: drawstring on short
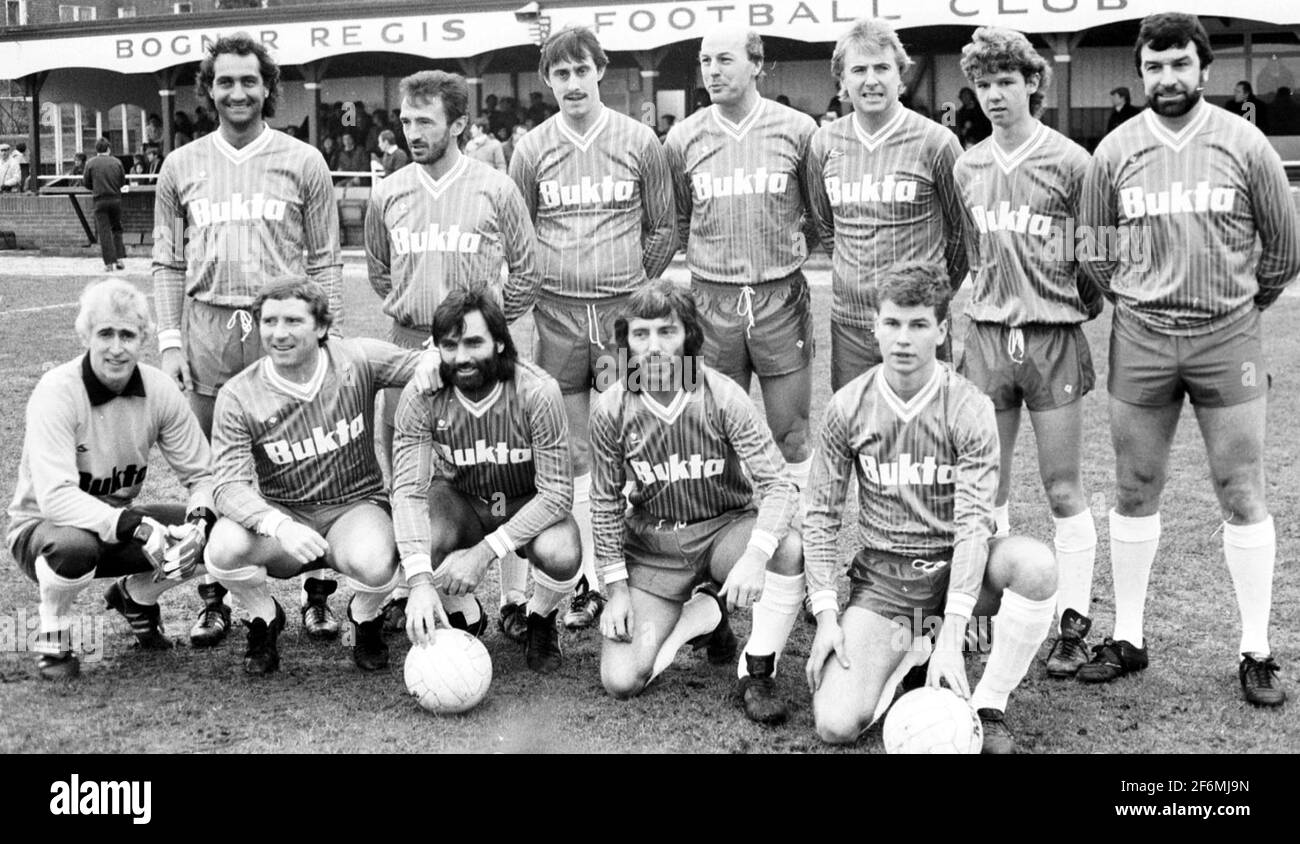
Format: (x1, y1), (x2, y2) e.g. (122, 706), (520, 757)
(226, 309), (254, 342)
(736, 286), (756, 338)
(587, 304), (603, 347)
(1006, 327), (1025, 365)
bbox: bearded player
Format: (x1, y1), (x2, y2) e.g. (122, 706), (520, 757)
(804, 262), (1058, 754)
(203, 279), (437, 675)
(393, 287), (581, 672)
(509, 25), (676, 635)
(152, 33), (344, 647)
(807, 18), (967, 391)
(664, 26), (818, 494)
(953, 27), (1102, 679)
(591, 281), (804, 725)
(1078, 13), (1299, 706)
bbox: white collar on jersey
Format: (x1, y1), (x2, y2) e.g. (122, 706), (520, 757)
(636, 388), (690, 425)
(1142, 100), (1211, 153)
(262, 346), (329, 403)
(454, 380), (504, 418)
(211, 123), (272, 164)
(710, 97), (766, 141)
(990, 121), (1047, 176)
(556, 106), (611, 152)
(876, 362), (943, 423)
(415, 154), (469, 199)
(851, 105), (907, 151)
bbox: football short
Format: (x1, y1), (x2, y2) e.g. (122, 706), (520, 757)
(1108, 307), (1267, 408)
(847, 547), (953, 623)
(258, 497), (393, 576)
(693, 272), (814, 381)
(426, 478), (533, 553)
(831, 320), (953, 392)
(12, 504), (188, 583)
(959, 321), (1094, 412)
(624, 507), (756, 603)
(185, 299), (263, 397)
(533, 292), (630, 395)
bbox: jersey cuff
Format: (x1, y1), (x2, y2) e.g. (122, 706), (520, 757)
(157, 329), (182, 352)
(402, 554), (434, 580)
(485, 529), (513, 561)
(745, 529), (779, 560)
(809, 590), (839, 618)
(600, 564), (629, 586)
(944, 593), (976, 620)
(257, 510), (291, 539)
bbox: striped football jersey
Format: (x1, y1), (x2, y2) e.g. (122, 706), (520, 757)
(366, 155), (539, 328)
(211, 339), (420, 529)
(391, 360), (572, 577)
(589, 365), (798, 584)
(152, 126), (343, 349)
(807, 108), (968, 328)
(803, 363), (999, 619)
(664, 98), (818, 284)
(509, 107), (676, 298)
(955, 121), (1093, 325)
(1080, 100), (1300, 335)
(7, 357), (214, 551)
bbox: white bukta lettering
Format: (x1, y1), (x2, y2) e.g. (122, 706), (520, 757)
(538, 175), (636, 208)
(630, 453), (726, 485)
(389, 223), (484, 255)
(436, 439), (533, 466)
(1119, 181), (1236, 219)
(859, 453), (956, 486)
(969, 202), (1056, 237)
(263, 414), (366, 465)
(190, 193), (287, 227)
(691, 168), (789, 200)
(825, 174), (918, 205)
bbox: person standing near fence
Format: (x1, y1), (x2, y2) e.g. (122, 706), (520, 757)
(83, 138), (127, 272)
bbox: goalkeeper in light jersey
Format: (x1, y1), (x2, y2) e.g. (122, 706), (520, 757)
(6, 278), (217, 680)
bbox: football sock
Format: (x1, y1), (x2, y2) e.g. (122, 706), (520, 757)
(389, 568), (410, 603)
(1223, 516), (1275, 657)
(787, 457), (812, 492)
(572, 473), (601, 594)
(1053, 509), (1097, 621)
(300, 571), (336, 607)
(993, 502), (1011, 538)
(651, 590), (722, 681)
(209, 562), (275, 622)
(347, 570), (400, 624)
(1109, 510), (1160, 647)
(738, 571), (804, 678)
(440, 592), (482, 627)
(970, 589), (1056, 713)
(499, 551), (529, 607)
(35, 555), (92, 639)
(528, 567), (581, 618)
(122, 572), (174, 606)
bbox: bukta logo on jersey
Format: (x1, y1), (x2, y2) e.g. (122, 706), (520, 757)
(1119, 181), (1236, 219)
(189, 193), (287, 227)
(691, 168), (789, 200)
(79, 464), (147, 497)
(824, 174), (918, 205)
(263, 414), (366, 464)
(860, 453), (955, 486)
(389, 223), (483, 255)
(969, 202), (1056, 236)
(538, 176), (635, 209)
(436, 439), (532, 467)
(630, 453), (725, 485)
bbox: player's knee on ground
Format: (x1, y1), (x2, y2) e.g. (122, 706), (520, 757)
(813, 696), (868, 746)
(766, 529), (804, 576)
(990, 535), (1057, 601)
(203, 518), (259, 574)
(32, 527), (101, 580)
(601, 651), (651, 700)
(528, 528), (581, 581)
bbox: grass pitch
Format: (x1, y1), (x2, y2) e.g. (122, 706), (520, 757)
(0, 257), (1296, 753)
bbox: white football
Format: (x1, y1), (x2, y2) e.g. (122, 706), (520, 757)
(404, 629), (492, 715)
(882, 686), (983, 754)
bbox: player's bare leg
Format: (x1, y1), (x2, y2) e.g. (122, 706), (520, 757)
(186, 390), (234, 648)
(562, 390), (605, 629)
(204, 519), (298, 675)
(324, 503), (401, 670)
(1194, 396), (1284, 705)
(1078, 398), (1179, 684)
(812, 608), (915, 745)
(992, 407), (1021, 536)
(758, 366), (813, 488)
(600, 588), (686, 699)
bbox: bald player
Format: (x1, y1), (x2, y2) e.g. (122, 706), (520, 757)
(1078, 13), (1299, 706)
(953, 27), (1101, 680)
(807, 18), (967, 391)
(664, 26), (818, 493)
(509, 26), (676, 633)
(152, 32), (344, 649)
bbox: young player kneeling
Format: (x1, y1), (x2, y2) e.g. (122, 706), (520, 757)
(393, 287), (581, 673)
(591, 281), (804, 724)
(204, 279), (437, 674)
(804, 263), (1058, 753)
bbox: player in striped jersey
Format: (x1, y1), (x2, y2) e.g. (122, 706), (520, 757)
(509, 26), (676, 634)
(803, 263), (1058, 753)
(367, 70), (540, 635)
(203, 279), (437, 675)
(807, 18), (967, 391)
(392, 287), (581, 672)
(7, 279), (216, 679)
(1078, 13), (1300, 706)
(953, 27), (1102, 680)
(152, 34), (345, 646)
(590, 281), (804, 724)
(664, 26), (818, 494)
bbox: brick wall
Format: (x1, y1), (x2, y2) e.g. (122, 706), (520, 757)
(0, 192), (155, 250)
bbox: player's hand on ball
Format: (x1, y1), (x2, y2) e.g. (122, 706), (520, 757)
(274, 520), (329, 565)
(720, 549), (766, 611)
(442, 546), (491, 596)
(160, 348), (194, 393)
(132, 516), (170, 570)
(926, 645), (970, 699)
(405, 583), (450, 646)
(805, 614), (849, 695)
(411, 350), (443, 395)
(160, 522), (206, 581)
(600, 583), (633, 642)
